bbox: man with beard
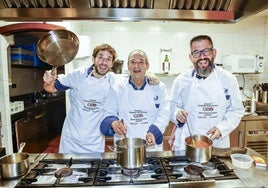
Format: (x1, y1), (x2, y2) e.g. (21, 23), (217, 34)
(169, 35), (244, 150)
(43, 44), (117, 153)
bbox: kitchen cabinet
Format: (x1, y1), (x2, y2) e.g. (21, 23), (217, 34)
(11, 96), (66, 153)
(230, 121), (245, 147)
(230, 116), (268, 159)
(15, 109), (48, 153)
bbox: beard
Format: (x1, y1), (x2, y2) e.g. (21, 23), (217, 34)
(194, 58), (214, 77)
(94, 64), (111, 76)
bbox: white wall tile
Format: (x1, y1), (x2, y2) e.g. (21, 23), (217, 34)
(75, 18), (267, 79)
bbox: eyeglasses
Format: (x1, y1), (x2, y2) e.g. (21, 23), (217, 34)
(191, 48), (214, 58)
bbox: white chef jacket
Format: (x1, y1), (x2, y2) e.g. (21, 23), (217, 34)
(57, 67), (116, 153)
(170, 66), (244, 150)
(102, 77), (170, 151)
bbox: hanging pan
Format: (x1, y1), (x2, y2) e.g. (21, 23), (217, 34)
(36, 29), (79, 72)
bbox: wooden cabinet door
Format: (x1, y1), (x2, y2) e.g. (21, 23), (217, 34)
(230, 121), (245, 147)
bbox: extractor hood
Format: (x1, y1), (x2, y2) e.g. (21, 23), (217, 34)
(0, 0), (268, 23)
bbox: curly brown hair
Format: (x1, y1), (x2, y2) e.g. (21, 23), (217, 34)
(92, 44), (117, 62)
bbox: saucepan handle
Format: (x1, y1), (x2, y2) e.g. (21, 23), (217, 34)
(207, 133), (214, 139)
(107, 145), (122, 153)
(18, 142), (26, 153)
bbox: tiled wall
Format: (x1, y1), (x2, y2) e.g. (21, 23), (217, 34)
(73, 16), (267, 79)
(68, 16), (268, 99)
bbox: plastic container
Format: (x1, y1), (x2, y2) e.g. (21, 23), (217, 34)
(10, 101), (24, 115)
(11, 46), (34, 56)
(231, 154), (253, 169)
(10, 44), (47, 68)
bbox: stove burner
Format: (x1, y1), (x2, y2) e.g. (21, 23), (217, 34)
(121, 168), (140, 177)
(14, 156), (237, 187)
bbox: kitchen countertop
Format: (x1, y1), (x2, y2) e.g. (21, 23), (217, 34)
(242, 114), (268, 121)
(0, 148), (267, 188)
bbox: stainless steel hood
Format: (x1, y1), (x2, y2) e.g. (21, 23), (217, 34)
(0, 0), (268, 23)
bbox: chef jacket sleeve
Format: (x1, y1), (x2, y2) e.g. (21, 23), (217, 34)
(57, 66), (92, 91)
(150, 82), (171, 135)
(169, 70), (192, 126)
(213, 70), (245, 140)
(100, 83), (121, 136)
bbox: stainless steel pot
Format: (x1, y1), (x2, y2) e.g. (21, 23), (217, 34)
(0, 142), (29, 179)
(185, 134), (213, 163)
(115, 138), (146, 169)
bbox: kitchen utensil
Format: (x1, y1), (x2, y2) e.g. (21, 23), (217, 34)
(121, 119), (127, 138)
(231, 154), (253, 169)
(55, 157), (73, 183)
(36, 29), (79, 73)
(186, 120), (195, 147)
(115, 138), (146, 169)
(262, 91), (267, 103)
(185, 134), (213, 163)
(0, 142), (29, 179)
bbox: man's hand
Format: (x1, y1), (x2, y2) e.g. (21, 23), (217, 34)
(146, 132), (156, 146)
(43, 69), (58, 92)
(43, 69), (57, 84)
(147, 72), (160, 85)
(207, 127), (221, 140)
(111, 120), (127, 135)
(176, 110), (188, 123)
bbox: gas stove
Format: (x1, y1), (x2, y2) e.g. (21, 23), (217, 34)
(14, 155), (237, 188)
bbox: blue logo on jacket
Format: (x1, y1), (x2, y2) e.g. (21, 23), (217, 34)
(154, 96), (159, 108)
(223, 88), (230, 100)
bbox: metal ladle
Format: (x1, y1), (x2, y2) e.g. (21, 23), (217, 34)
(186, 120), (196, 147)
(121, 119), (127, 138)
(54, 157), (73, 184)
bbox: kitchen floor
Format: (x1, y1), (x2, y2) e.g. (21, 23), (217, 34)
(42, 136), (60, 153)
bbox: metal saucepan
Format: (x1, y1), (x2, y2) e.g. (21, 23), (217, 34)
(0, 142), (29, 179)
(185, 134), (213, 163)
(115, 138), (146, 169)
(36, 29), (79, 72)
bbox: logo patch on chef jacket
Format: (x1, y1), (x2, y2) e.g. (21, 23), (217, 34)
(83, 99), (100, 112)
(154, 96), (160, 108)
(223, 88), (230, 100)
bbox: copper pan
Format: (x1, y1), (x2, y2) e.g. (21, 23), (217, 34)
(36, 29), (79, 72)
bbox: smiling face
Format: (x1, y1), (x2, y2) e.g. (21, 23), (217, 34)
(93, 50), (114, 76)
(128, 50), (149, 84)
(189, 37), (217, 77)
(91, 44), (117, 78)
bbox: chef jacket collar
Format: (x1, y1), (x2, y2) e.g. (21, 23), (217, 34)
(86, 65), (94, 77)
(191, 64), (215, 79)
(128, 76), (149, 90)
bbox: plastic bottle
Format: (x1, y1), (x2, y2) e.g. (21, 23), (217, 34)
(162, 54), (170, 74)
(250, 93), (256, 114)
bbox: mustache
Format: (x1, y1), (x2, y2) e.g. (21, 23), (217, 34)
(197, 58), (210, 63)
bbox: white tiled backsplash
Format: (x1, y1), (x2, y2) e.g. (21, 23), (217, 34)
(70, 16), (268, 82)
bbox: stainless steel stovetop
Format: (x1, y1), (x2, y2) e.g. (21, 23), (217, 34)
(14, 155), (237, 188)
